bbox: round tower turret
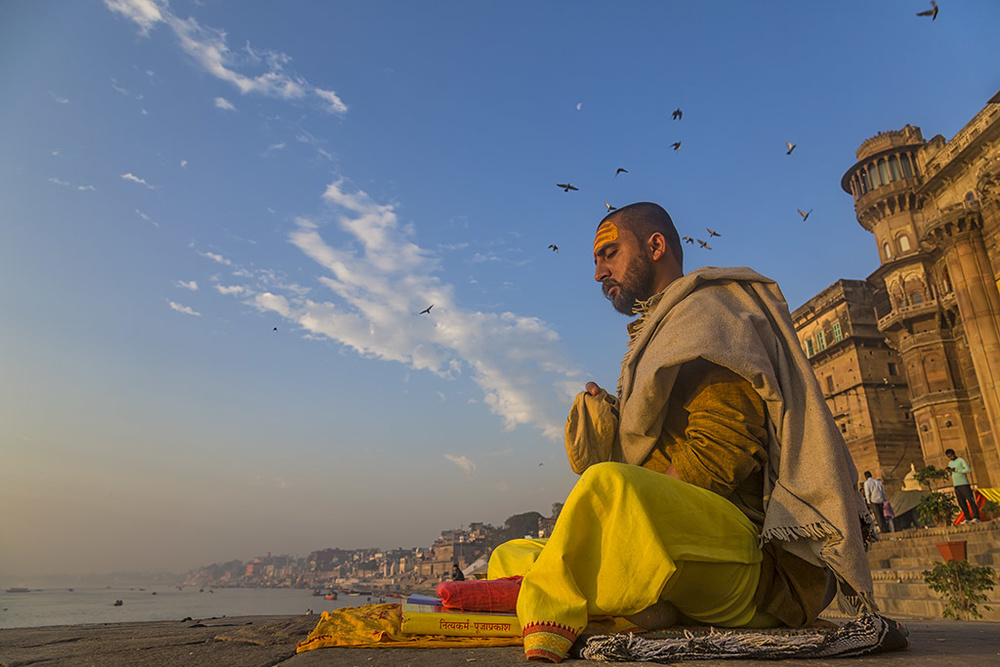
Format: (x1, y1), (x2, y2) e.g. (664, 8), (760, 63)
(841, 125), (926, 235)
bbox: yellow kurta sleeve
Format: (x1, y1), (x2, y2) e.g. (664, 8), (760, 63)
(644, 358), (768, 500)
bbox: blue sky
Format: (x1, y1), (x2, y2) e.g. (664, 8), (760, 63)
(2, 0), (998, 577)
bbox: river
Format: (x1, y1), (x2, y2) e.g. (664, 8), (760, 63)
(0, 586), (379, 629)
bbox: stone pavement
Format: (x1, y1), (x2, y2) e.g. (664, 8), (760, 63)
(2, 613), (999, 666)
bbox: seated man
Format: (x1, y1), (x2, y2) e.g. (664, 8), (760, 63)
(488, 203), (877, 662)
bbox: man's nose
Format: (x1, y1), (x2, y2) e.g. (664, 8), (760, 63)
(594, 260), (609, 283)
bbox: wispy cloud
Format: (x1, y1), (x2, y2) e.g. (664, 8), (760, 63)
(214, 96), (236, 111)
(444, 454), (476, 475)
(106, 0), (347, 114)
(111, 78), (131, 96)
(136, 209), (159, 227)
(168, 300), (201, 316)
(50, 177), (96, 192)
(121, 172), (156, 189)
(48, 176), (97, 192)
(104, 0), (163, 34)
(211, 180), (583, 440)
(180, 159), (188, 168)
(261, 142), (286, 156)
(197, 250), (231, 266)
(48, 92), (69, 104)
(215, 284), (246, 295)
(175, 280), (198, 291)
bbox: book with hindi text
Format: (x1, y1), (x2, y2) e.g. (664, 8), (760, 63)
(399, 602), (521, 638)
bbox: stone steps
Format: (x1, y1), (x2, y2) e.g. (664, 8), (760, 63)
(868, 567), (1000, 621)
(824, 521), (1000, 621)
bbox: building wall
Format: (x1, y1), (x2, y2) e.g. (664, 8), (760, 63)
(792, 280), (920, 494)
(836, 94), (1000, 487)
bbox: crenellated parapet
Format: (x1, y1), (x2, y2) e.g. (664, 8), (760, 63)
(856, 125), (925, 162)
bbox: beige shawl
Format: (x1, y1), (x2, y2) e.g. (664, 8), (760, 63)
(569, 266), (877, 615)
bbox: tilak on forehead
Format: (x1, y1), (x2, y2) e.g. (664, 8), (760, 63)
(594, 220), (619, 254)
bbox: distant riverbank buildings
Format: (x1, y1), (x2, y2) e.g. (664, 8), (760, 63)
(793, 92), (1000, 493)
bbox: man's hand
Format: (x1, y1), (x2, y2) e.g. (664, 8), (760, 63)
(585, 381), (603, 396)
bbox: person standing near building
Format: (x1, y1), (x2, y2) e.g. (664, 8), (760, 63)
(863, 471), (887, 533)
(945, 449), (981, 523)
(451, 563), (465, 581)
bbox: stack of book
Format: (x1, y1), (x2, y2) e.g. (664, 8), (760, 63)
(400, 595), (521, 638)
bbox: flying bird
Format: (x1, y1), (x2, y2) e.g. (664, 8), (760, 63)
(682, 236), (695, 244)
(615, 167), (628, 177)
(797, 208), (813, 221)
(273, 327), (278, 331)
(548, 244), (559, 253)
(671, 142), (681, 151)
(419, 305), (434, 315)
(697, 239), (711, 250)
(786, 142), (796, 155)
(605, 202), (617, 212)
(707, 228), (721, 237)
(556, 183), (579, 192)
(672, 108), (682, 120)
(916, 1), (938, 20)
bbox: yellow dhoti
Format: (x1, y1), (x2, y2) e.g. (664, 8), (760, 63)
(488, 462), (776, 662)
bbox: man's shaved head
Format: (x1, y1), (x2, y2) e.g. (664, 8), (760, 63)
(598, 202), (683, 270)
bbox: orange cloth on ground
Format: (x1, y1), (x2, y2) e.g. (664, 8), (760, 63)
(296, 603), (641, 653)
(295, 603), (522, 652)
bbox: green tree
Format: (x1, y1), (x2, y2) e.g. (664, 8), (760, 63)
(915, 465), (950, 490)
(917, 491), (959, 527)
(923, 561), (996, 620)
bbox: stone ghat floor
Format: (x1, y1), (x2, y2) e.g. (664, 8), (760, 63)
(2, 614), (1000, 666)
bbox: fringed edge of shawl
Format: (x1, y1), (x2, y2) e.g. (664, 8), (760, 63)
(837, 589), (880, 616)
(759, 520), (841, 545)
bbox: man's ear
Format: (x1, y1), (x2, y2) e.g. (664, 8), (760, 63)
(648, 232), (668, 261)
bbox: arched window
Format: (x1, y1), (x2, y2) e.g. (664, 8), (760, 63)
(965, 191), (979, 209)
(901, 153), (914, 178)
(878, 159), (890, 185)
(883, 242), (892, 259)
(898, 235), (911, 252)
(889, 155), (902, 181)
(869, 164), (881, 188)
(911, 291), (923, 305)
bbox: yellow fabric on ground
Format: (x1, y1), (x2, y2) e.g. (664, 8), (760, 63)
(295, 603), (523, 652)
(488, 462), (773, 661)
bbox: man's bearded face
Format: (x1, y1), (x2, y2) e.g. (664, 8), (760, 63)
(601, 250), (655, 315)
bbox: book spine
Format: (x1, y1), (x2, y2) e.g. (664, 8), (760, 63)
(400, 613), (521, 638)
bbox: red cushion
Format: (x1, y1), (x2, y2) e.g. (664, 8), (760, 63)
(434, 576), (522, 612)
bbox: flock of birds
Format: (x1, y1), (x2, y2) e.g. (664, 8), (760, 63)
(319, 5), (943, 323)
(548, 105), (812, 258)
(529, 6), (945, 279)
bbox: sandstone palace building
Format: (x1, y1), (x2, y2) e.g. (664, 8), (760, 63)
(793, 91), (1000, 493)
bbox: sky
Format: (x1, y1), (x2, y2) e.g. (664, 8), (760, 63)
(2, 1), (998, 579)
